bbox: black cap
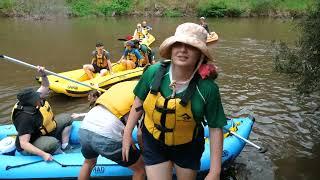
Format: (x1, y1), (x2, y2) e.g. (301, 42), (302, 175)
(17, 88), (41, 106)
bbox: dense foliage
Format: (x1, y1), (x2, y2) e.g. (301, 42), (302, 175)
(0, 0), (315, 18)
(273, 2), (320, 93)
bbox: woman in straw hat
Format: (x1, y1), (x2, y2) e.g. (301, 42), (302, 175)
(122, 23), (226, 180)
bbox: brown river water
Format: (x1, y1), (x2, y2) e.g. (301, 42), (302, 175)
(0, 17), (319, 180)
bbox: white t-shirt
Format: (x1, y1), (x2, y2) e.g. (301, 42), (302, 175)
(80, 105), (125, 141)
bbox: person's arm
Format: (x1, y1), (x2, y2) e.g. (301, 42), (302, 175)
(205, 128), (223, 180)
(36, 66), (50, 99)
(122, 97), (144, 162)
(71, 113), (87, 119)
(19, 134), (53, 161)
(107, 60), (113, 74)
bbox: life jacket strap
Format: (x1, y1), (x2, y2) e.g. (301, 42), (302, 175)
(154, 124), (173, 133)
(155, 105), (175, 114)
(150, 60), (170, 94)
(180, 73), (200, 107)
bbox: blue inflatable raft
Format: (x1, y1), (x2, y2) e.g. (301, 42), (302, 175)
(0, 116), (254, 179)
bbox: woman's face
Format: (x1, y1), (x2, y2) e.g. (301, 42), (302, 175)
(171, 42), (201, 68)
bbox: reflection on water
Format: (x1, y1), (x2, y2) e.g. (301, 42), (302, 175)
(0, 17), (319, 180)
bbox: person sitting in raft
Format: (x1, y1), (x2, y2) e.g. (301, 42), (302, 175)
(12, 66), (73, 161)
(83, 42), (113, 79)
(78, 81), (145, 180)
(142, 20), (152, 33)
(122, 23), (227, 180)
(132, 39), (155, 65)
(133, 23), (146, 40)
(199, 16), (211, 34)
(71, 90), (101, 120)
(118, 41), (145, 70)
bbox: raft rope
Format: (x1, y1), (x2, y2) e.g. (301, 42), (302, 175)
(6, 159), (118, 170)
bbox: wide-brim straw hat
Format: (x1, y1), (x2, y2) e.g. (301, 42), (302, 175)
(159, 22), (213, 62)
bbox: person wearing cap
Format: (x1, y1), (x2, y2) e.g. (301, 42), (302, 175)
(11, 66), (73, 161)
(200, 17), (211, 34)
(83, 42), (113, 79)
(132, 39), (155, 65)
(118, 41), (145, 70)
(122, 23), (226, 180)
(77, 81), (145, 180)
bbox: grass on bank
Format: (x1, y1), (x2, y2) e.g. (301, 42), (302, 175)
(0, 0), (317, 17)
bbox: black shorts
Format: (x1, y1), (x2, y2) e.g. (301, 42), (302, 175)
(93, 63), (108, 73)
(141, 126), (205, 170)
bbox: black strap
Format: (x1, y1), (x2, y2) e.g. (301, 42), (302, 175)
(150, 60), (170, 94)
(159, 98), (170, 142)
(154, 124), (173, 133)
(155, 105), (175, 114)
(16, 104), (37, 115)
(180, 73), (200, 107)
(120, 116), (126, 126)
(135, 105), (143, 112)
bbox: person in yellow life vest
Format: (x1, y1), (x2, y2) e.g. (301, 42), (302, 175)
(142, 20), (152, 34)
(83, 42), (113, 79)
(11, 66), (73, 162)
(122, 23), (227, 180)
(133, 23), (145, 40)
(78, 81), (145, 180)
(118, 41), (145, 70)
(132, 39), (155, 65)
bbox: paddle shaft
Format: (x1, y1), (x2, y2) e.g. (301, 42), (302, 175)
(224, 127), (264, 151)
(0, 55), (106, 92)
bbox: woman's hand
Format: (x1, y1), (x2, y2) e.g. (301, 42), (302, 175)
(122, 128), (134, 162)
(37, 66), (46, 77)
(42, 152), (53, 161)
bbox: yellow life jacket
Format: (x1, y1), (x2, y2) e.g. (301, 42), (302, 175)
(93, 50), (108, 68)
(136, 31), (145, 39)
(143, 93), (197, 146)
(143, 61), (201, 146)
(95, 81), (138, 119)
(126, 51), (138, 64)
(11, 101), (57, 135)
(142, 28), (149, 36)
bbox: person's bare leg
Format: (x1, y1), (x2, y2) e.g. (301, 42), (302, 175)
(128, 156), (146, 180)
(145, 161), (173, 180)
(174, 163), (197, 180)
(61, 125), (71, 144)
(78, 158), (97, 180)
(99, 69), (108, 77)
(83, 64), (94, 79)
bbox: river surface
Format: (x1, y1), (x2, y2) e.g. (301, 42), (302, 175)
(0, 17), (319, 180)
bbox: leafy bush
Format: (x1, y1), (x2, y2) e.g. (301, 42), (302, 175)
(163, 9), (183, 17)
(197, 1), (227, 17)
(68, 0), (95, 17)
(273, 2), (320, 93)
(250, 0), (278, 15)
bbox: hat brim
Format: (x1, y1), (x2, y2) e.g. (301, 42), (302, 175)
(159, 35), (213, 62)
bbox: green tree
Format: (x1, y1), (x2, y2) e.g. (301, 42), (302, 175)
(273, 2), (320, 94)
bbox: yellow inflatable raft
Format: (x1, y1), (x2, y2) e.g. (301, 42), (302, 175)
(36, 63), (143, 97)
(141, 33), (156, 47)
(206, 32), (219, 44)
